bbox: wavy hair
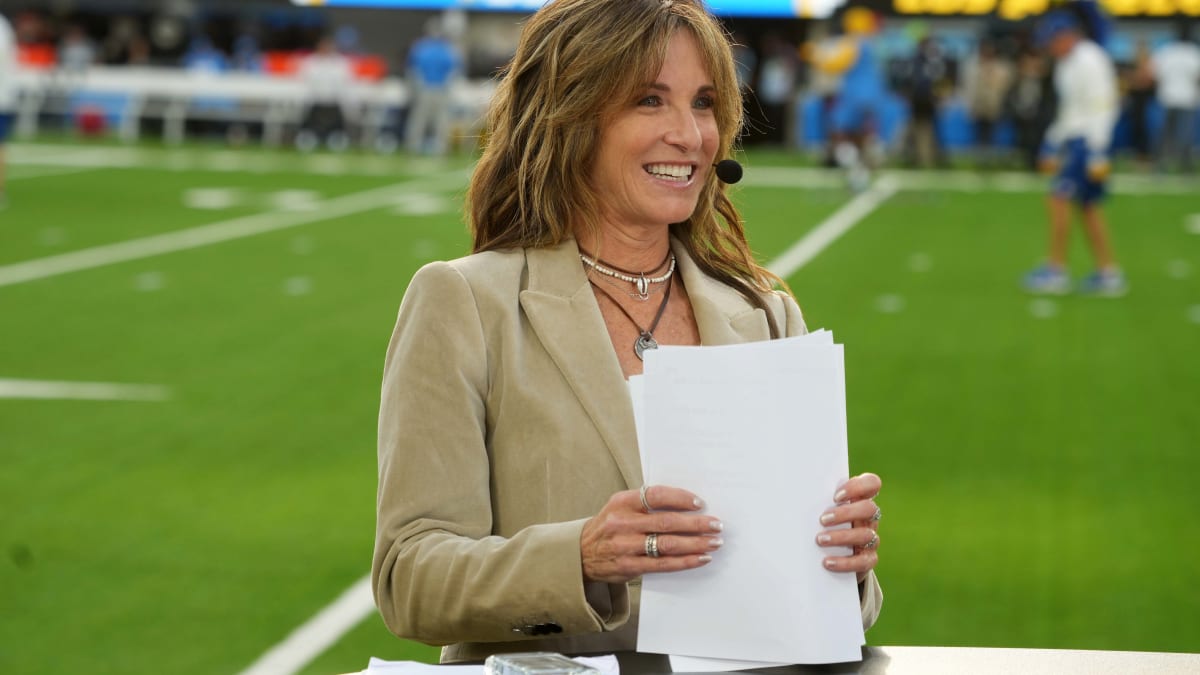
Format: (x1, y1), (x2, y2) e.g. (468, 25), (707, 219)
(468, 0), (789, 332)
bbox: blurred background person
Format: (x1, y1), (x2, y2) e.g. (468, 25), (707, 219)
(900, 35), (950, 168)
(1123, 40), (1156, 170)
(962, 39), (1014, 169)
(1004, 49), (1055, 171)
(1024, 11), (1124, 297)
(296, 34), (355, 152)
(404, 17), (462, 156)
(1151, 21), (1200, 173)
(805, 7), (886, 189)
(0, 11), (15, 208)
(754, 33), (798, 147)
(58, 24), (96, 74)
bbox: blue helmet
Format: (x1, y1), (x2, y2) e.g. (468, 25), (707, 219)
(1034, 10), (1080, 47)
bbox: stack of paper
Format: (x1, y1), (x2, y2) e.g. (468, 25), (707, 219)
(630, 330), (864, 670)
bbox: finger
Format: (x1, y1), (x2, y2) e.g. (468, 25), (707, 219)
(815, 527), (879, 551)
(822, 549), (878, 575)
(638, 485), (707, 512)
(833, 473), (881, 503)
(641, 553), (715, 576)
(643, 511), (725, 536)
(646, 533), (724, 557)
(819, 499), (878, 528)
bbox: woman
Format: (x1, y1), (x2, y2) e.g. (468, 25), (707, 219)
(372, 0), (882, 663)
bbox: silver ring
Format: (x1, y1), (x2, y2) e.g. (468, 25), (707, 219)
(864, 532), (879, 550)
(639, 485), (652, 512)
(645, 533), (660, 558)
(871, 506), (882, 522)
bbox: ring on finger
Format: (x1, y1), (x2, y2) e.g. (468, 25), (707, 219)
(645, 533), (660, 558)
(863, 532), (879, 550)
(871, 506), (882, 522)
(640, 485), (652, 512)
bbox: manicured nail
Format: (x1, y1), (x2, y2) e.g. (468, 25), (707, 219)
(709, 519), (723, 532)
(824, 558), (837, 569)
(698, 554), (713, 563)
(820, 512), (835, 525)
(816, 533), (832, 544)
(693, 497), (705, 509)
(708, 536), (724, 548)
(834, 489), (848, 503)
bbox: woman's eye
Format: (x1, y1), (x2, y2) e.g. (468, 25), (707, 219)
(694, 95), (715, 110)
(638, 95), (662, 107)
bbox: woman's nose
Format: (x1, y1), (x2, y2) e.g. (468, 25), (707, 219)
(663, 106), (703, 151)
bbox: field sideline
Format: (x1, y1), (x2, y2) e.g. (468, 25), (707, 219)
(1, 141), (1197, 674)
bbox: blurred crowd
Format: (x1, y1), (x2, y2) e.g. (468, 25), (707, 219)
(735, 6), (1199, 174)
(1, 2), (1197, 171)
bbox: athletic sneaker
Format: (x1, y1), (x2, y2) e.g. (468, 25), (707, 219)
(1023, 264), (1071, 295)
(1078, 269), (1128, 297)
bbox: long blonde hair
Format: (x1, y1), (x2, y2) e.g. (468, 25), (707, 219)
(468, 0), (788, 331)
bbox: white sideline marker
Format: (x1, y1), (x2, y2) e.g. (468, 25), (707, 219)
(240, 178), (899, 675)
(236, 575), (375, 675)
(0, 174), (467, 288)
(767, 176), (900, 279)
(0, 378), (169, 401)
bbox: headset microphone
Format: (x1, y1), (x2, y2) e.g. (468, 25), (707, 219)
(713, 159), (743, 185)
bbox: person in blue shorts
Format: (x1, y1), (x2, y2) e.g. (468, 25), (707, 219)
(1023, 10), (1126, 296)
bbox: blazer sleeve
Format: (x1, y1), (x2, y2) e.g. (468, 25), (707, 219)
(773, 290), (885, 629)
(372, 262), (628, 645)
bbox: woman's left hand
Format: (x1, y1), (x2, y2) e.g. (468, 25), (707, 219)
(815, 472), (881, 583)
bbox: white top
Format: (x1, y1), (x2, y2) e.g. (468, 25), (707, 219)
(1045, 39), (1118, 154)
(299, 51), (355, 104)
(1152, 40), (1200, 108)
(0, 14), (18, 112)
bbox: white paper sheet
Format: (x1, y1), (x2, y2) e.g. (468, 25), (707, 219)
(632, 332), (864, 665)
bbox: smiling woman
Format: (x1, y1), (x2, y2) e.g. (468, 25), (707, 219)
(372, 0), (884, 664)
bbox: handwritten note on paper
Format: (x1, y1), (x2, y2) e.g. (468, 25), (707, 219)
(633, 332), (864, 665)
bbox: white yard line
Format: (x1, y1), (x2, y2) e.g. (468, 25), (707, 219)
(767, 175), (900, 279)
(745, 166), (1199, 195)
(236, 575), (375, 675)
(8, 165), (103, 181)
(0, 174), (465, 288)
(0, 378), (168, 401)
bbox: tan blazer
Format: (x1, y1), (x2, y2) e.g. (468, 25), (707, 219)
(372, 237), (882, 663)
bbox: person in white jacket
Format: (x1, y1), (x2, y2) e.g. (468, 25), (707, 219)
(0, 12), (18, 207)
(1023, 10), (1125, 297)
(1151, 22), (1200, 173)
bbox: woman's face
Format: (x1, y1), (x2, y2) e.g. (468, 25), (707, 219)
(590, 29), (720, 234)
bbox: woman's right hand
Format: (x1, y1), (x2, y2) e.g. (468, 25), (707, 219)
(580, 485), (724, 584)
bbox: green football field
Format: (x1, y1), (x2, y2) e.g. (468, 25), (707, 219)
(1, 141), (1197, 674)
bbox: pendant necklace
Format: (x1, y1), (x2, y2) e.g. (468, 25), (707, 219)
(589, 275), (673, 360)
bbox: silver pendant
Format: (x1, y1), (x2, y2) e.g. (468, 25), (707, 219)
(635, 275), (650, 300)
(634, 334), (658, 360)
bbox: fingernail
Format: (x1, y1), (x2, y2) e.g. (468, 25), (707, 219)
(820, 512), (835, 525)
(824, 558), (837, 569)
(693, 497), (705, 509)
(698, 554), (713, 563)
(816, 533), (832, 544)
(834, 489), (848, 503)
(708, 536), (724, 548)
(709, 519), (723, 532)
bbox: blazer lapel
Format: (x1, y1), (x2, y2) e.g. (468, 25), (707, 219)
(672, 239), (771, 346)
(519, 240), (644, 489)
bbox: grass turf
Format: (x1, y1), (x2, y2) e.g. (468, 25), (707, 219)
(1, 143), (1197, 674)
